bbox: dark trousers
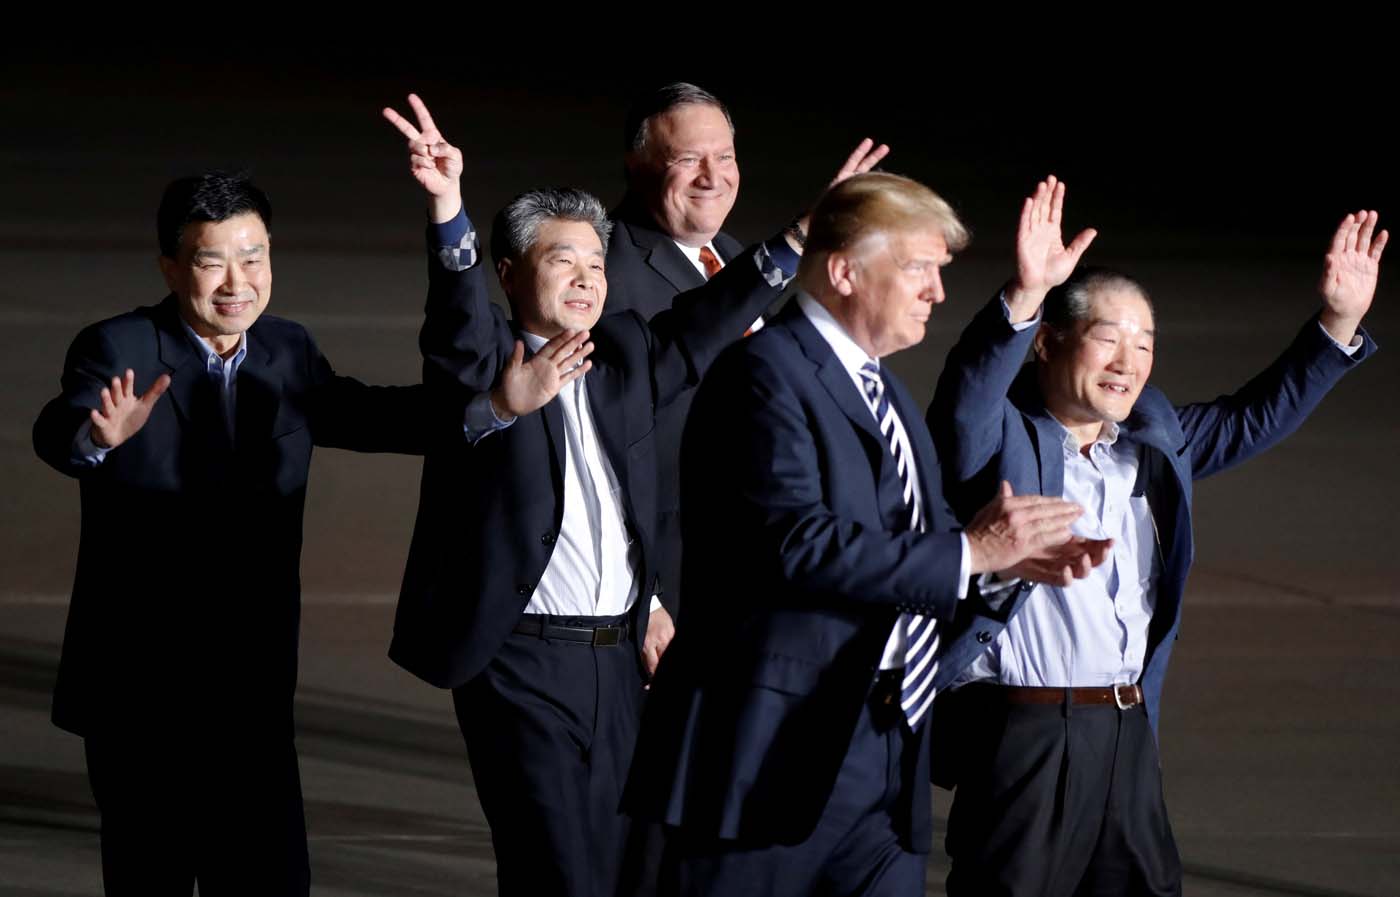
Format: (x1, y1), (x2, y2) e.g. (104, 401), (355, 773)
(944, 686), (1182, 897)
(83, 733), (309, 897)
(659, 672), (928, 897)
(453, 613), (645, 897)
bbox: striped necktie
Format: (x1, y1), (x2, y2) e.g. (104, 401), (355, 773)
(858, 361), (939, 730)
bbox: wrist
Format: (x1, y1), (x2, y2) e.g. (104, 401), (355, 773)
(429, 191), (463, 225)
(1318, 308), (1361, 346)
(1005, 282), (1047, 322)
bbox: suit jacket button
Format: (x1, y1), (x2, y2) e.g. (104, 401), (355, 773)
(541, 532), (556, 546)
(976, 630), (992, 644)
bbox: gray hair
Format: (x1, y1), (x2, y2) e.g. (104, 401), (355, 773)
(624, 82), (735, 155)
(489, 188), (613, 264)
(1043, 267), (1153, 334)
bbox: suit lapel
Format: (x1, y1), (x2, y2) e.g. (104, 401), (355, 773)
(233, 330), (281, 447)
(154, 296), (210, 427)
(584, 362), (629, 486)
(626, 218), (708, 295)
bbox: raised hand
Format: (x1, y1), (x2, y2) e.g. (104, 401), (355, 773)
(964, 481), (1086, 576)
(827, 138), (891, 189)
(789, 139), (892, 251)
(1319, 210), (1387, 346)
(1008, 175), (1097, 321)
(90, 369), (171, 450)
(1002, 535), (1113, 587)
(382, 93), (464, 222)
(489, 330), (594, 420)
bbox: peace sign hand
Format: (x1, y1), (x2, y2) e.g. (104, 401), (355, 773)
(382, 93), (464, 221)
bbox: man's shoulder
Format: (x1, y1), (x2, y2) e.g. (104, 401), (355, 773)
(249, 313), (314, 347)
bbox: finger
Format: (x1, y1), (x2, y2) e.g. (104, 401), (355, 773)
(407, 94), (439, 135)
(381, 106), (420, 141)
(1066, 228), (1098, 262)
(558, 360), (592, 386)
(1355, 210), (1377, 255)
(1347, 211), (1364, 253)
(1327, 213), (1353, 257)
(509, 340), (526, 368)
(856, 143), (890, 173)
(1018, 196), (1034, 240)
(89, 407), (106, 428)
(121, 368), (135, 400)
(99, 386), (116, 417)
(643, 644), (660, 676)
(140, 373), (172, 406)
(1049, 178), (1065, 226)
(1371, 228), (1389, 262)
(1000, 480), (1014, 499)
(562, 341), (596, 368)
(536, 330), (573, 360)
(838, 138), (875, 176)
(109, 375), (125, 402)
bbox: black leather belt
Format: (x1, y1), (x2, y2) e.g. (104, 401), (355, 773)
(513, 617), (629, 647)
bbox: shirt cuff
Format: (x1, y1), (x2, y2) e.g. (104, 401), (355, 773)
(648, 595), (662, 614)
(1318, 320), (1362, 356)
(957, 532), (972, 600)
(72, 420), (110, 467)
(755, 236), (799, 288)
(431, 207), (480, 272)
(1000, 290), (1043, 332)
(463, 392), (516, 444)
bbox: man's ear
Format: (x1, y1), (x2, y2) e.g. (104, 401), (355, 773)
(157, 255), (178, 293)
(827, 251), (857, 298)
(497, 257), (514, 297)
(1033, 324), (1054, 363)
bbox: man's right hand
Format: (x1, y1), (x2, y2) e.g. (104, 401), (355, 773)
(964, 480), (1085, 575)
(1006, 175), (1097, 322)
(89, 369), (170, 450)
(489, 330), (594, 420)
(382, 93), (464, 224)
(1002, 535), (1114, 587)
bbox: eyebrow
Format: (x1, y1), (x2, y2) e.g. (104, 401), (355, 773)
(1088, 319), (1155, 337)
(192, 244), (266, 261)
(542, 242), (604, 258)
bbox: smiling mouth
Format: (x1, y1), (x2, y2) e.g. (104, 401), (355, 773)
(214, 301), (251, 315)
(1100, 382), (1130, 395)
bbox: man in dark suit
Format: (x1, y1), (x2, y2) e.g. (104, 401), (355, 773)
(32, 172), (430, 896)
(926, 177), (1385, 896)
(380, 94), (887, 897)
(605, 83), (756, 634)
(624, 172), (1103, 897)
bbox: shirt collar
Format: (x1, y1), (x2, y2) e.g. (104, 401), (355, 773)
(1060, 419), (1121, 455)
(179, 317), (247, 369)
(797, 292), (877, 380)
(521, 331), (549, 352)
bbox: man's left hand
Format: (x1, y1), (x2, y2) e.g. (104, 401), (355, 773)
(643, 606), (676, 679)
(1319, 210), (1387, 345)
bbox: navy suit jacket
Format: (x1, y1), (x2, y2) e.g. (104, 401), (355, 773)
(388, 228), (786, 690)
(926, 295), (1376, 734)
(33, 296), (430, 738)
(624, 302), (979, 849)
(604, 205), (745, 617)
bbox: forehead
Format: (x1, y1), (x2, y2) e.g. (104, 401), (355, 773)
(1082, 287), (1154, 333)
(181, 212), (269, 253)
(858, 226), (949, 263)
(650, 103), (732, 150)
(530, 218), (603, 255)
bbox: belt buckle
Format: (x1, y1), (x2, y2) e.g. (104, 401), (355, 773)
(1113, 683), (1138, 710)
(592, 627), (621, 647)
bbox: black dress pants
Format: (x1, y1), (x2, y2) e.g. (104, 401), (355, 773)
(83, 731), (309, 897)
(944, 686), (1182, 897)
(453, 613), (645, 897)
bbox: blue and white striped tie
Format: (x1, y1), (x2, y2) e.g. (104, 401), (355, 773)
(858, 362), (939, 730)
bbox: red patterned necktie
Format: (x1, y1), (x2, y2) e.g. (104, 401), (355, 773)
(697, 245), (723, 280)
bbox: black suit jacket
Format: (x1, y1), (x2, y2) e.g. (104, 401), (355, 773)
(624, 303), (969, 849)
(604, 204), (745, 616)
(33, 297), (429, 738)
(388, 229), (785, 691)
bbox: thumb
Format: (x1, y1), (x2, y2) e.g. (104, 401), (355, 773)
(1067, 227), (1098, 262)
(1000, 480), (1014, 499)
(509, 339), (525, 368)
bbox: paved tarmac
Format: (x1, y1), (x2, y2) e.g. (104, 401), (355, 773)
(2, 66), (1397, 895)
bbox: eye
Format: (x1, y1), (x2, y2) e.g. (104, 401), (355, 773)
(674, 156), (699, 167)
(590, 262), (604, 271)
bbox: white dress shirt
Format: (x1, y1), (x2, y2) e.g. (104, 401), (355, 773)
(674, 238), (764, 333)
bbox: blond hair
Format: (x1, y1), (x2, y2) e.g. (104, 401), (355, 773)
(798, 172), (968, 281)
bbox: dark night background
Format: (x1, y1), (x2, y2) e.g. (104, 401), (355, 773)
(1, 59), (1396, 895)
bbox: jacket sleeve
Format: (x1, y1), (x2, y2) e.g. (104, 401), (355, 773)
(33, 322), (129, 477)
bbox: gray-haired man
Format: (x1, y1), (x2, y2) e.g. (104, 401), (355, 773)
(380, 94), (886, 896)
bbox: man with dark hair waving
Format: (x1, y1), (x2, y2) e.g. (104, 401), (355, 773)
(33, 171), (431, 895)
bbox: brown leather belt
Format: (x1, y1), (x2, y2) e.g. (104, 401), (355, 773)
(1000, 684), (1145, 709)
